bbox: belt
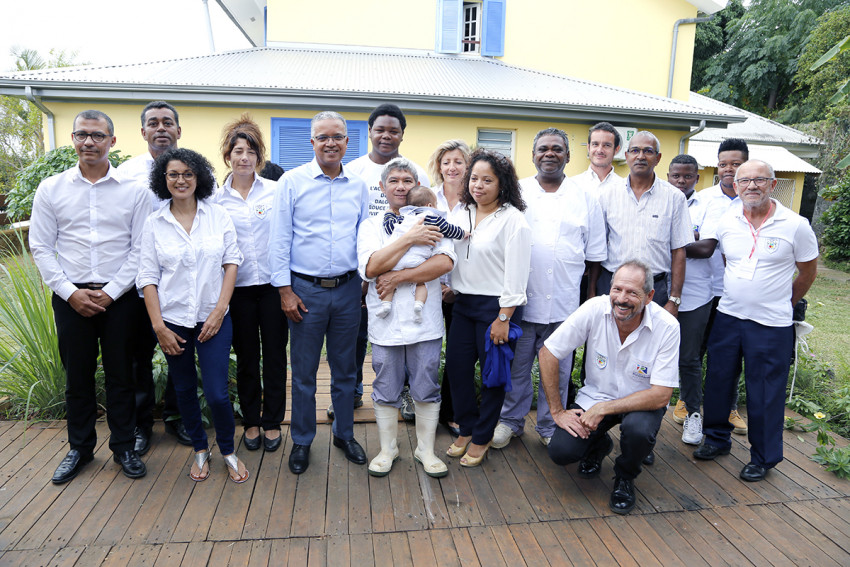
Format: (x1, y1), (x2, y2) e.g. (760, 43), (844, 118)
(291, 270), (357, 289)
(74, 282), (108, 290)
(653, 272), (667, 283)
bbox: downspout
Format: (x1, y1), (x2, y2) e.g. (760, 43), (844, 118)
(25, 86), (55, 151)
(668, 15), (714, 99)
(201, 0), (216, 53)
(680, 119), (706, 155)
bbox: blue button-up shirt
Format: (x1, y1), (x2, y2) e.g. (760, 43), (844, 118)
(269, 159), (369, 287)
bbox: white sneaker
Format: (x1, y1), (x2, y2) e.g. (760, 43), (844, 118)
(491, 423), (515, 449)
(682, 412), (703, 445)
(539, 435), (551, 447)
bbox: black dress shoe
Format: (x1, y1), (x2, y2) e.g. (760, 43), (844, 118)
(289, 444), (311, 474)
(52, 450), (94, 485)
(609, 476), (636, 515)
(263, 433), (282, 452)
(164, 419), (193, 446)
(333, 436), (367, 464)
(578, 434), (614, 478)
(134, 427), (151, 456)
(441, 421), (461, 438)
(353, 394), (364, 409)
(113, 450), (147, 479)
(243, 431), (261, 451)
(693, 443), (731, 460)
(740, 462), (768, 482)
(642, 451), (655, 466)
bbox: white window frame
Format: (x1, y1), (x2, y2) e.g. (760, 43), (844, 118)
(477, 128), (515, 161)
(463, 1), (482, 54)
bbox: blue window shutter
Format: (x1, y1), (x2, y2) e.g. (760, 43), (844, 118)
(436, 0), (462, 54)
(271, 118), (368, 172)
(481, 0), (506, 57)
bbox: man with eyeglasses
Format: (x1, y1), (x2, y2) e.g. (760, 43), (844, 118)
(693, 160), (818, 482)
(117, 101), (193, 455)
(269, 111), (370, 475)
(572, 122), (623, 194)
(30, 110), (152, 484)
(597, 131), (693, 314)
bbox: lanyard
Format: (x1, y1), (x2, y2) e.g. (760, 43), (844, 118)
(744, 201), (774, 259)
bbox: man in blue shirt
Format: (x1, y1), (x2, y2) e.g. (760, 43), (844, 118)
(270, 111), (370, 474)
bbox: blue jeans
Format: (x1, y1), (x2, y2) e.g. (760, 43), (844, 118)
(164, 315), (235, 455)
(289, 275), (361, 445)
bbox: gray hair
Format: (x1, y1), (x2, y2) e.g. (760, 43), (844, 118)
(615, 259), (654, 295)
(381, 157), (419, 186)
(310, 111), (347, 138)
(734, 159), (775, 181)
(629, 131), (661, 153)
(533, 127), (569, 152)
(74, 110), (114, 136)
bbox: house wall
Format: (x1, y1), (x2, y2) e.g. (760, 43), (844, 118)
(265, 0), (698, 100)
(46, 102), (694, 185)
(694, 166), (806, 212)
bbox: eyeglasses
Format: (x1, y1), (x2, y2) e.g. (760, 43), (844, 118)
(165, 171), (196, 181)
(627, 147), (657, 157)
(313, 134), (346, 143)
(736, 177), (774, 187)
(72, 131), (109, 143)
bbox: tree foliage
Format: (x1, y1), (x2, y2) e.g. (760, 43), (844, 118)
(821, 173), (850, 263)
(691, 0), (745, 91)
(697, 0), (847, 113)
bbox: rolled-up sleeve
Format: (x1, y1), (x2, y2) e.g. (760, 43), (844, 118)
(220, 209), (244, 266)
(500, 216), (532, 308)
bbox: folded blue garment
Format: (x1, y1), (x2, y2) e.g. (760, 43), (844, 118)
(483, 321), (523, 392)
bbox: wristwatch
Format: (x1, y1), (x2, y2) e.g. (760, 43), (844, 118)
(668, 296), (681, 306)
(498, 313), (510, 322)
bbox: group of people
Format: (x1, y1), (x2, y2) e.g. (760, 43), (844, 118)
(30, 100), (817, 516)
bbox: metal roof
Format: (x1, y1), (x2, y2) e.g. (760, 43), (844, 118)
(689, 92), (822, 149)
(688, 140), (822, 174)
(0, 46), (744, 127)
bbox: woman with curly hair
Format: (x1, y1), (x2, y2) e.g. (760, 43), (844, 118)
(444, 148), (532, 466)
(137, 148), (248, 483)
(214, 114), (288, 452)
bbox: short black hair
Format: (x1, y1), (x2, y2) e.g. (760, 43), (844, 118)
(461, 149), (526, 212)
(259, 160), (285, 181)
(718, 138), (749, 160)
(149, 148), (216, 201)
(368, 103), (406, 131)
(588, 121), (621, 148)
(141, 101), (180, 127)
(670, 154), (699, 169)
(74, 110), (114, 136)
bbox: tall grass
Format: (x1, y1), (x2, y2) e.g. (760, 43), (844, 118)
(0, 235), (67, 418)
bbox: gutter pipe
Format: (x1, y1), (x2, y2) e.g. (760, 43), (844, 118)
(668, 15), (714, 99)
(680, 119), (706, 155)
(25, 86), (55, 151)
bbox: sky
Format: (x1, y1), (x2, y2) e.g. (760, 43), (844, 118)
(1, 0), (252, 71)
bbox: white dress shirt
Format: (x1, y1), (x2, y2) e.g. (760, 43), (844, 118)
(213, 173), (276, 287)
(520, 176), (607, 324)
(705, 199), (819, 327)
(346, 154), (430, 217)
(571, 165), (623, 195)
(698, 184), (739, 297)
(598, 175), (694, 275)
(29, 163), (152, 302)
(681, 189), (725, 312)
(357, 215), (456, 346)
(449, 203), (532, 308)
(116, 152), (169, 211)
(137, 199), (243, 328)
(545, 296), (680, 411)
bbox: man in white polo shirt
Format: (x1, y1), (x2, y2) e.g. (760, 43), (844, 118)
(492, 127), (606, 450)
(538, 260), (680, 514)
(694, 160), (818, 482)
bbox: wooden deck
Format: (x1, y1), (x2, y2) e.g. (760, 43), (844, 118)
(1, 359), (849, 566)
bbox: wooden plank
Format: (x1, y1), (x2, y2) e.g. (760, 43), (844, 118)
(600, 516), (662, 567)
(206, 541), (235, 567)
(0, 420), (25, 457)
(265, 431), (299, 540)
(429, 528), (463, 567)
(389, 423), (430, 532)
(247, 539), (272, 567)
(647, 511), (728, 566)
(0, 422), (60, 472)
(367, 421), (396, 533)
(625, 515), (697, 566)
(242, 428), (288, 540)
(142, 445), (198, 544)
(101, 544), (141, 567)
(326, 534), (351, 567)
(289, 427), (331, 537)
(389, 531), (414, 567)
(698, 507), (791, 567)
(641, 512), (711, 566)
(587, 517), (642, 567)
(325, 424), (354, 536)
(499, 438), (568, 522)
(462, 466), (505, 526)
(677, 508), (755, 566)
(73, 544), (113, 567)
(1, 546), (61, 567)
(178, 538), (212, 567)
(504, 523), (548, 567)
(372, 533), (394, 566)
(433, 449), (485, 528)
(547, 520), (596, 567)
(821, 497), (850, 524)
(569, 519), (619, 566)
(268, 538), (291, 566)
(128, 544), (162, 566)
(787, 499), (850, 548)
(726, 437), (812, 502)
(69, 466), (140, 546)
(407, 529), (438, 567)
(527, 523), (573, 567)
(479, 448), (538, 524)
(226, 540), (255, 566)
(307, 536), (328, 567)
(466, 526), (507, 567)
(349, 533), (375, 566)
(347, 423), (374, 535)
(604, 427), (679, 514)
(449, 528), (482, 567)
(153, 542), (189, 566)
(417, 425), (457, 530)
(759, 503), (848, 564)
(45, 544), (84, 567)
(207, 435), (264, 541)
(0, 422), (63, 498)
(170, 446), (230, 543)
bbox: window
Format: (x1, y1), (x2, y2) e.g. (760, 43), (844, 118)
(270, 117), (368, 172)
(436, 0), (505, 57)
(477, 128), (515, 161)
(712, 174), (796, 209)
(463, 2), (481, 53)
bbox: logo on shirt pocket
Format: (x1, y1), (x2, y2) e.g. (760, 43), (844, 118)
(254, 203), (270, 219)
(595, 351), (608, 369)
(632, 362), (650, 380)
(765, 238), (779, 254)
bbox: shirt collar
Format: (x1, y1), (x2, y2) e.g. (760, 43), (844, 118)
(73, 162), (118, 185)
(586, 165), (616, 183)
(308, 158), (350, 181)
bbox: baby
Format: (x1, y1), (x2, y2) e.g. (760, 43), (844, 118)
(378, 186), (468, 323)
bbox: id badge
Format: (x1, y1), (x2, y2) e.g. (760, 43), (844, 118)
(735, 256), (757, 280)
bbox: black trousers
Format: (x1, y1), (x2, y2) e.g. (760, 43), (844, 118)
(439, 299), (455, 425)
(133, 297), (179, 430)
(53, 292), (137, 455)
(230, 284), (289, 430)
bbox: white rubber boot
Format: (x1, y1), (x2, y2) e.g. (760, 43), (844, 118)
(413, 401), (448, 478)
(368, 403), (399, 477)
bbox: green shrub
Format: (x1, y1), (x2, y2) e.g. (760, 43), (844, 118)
(821, 173), (850, 264)
(5, 146), (129, 222)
